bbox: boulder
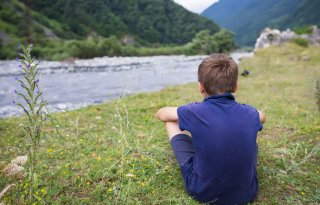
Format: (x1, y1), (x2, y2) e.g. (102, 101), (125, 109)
(308, 25), (320, 45)
(255, 26), (320, 50)
(254, 28), (282, 50)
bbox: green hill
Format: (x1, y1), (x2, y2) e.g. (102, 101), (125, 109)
(202, 0), (320, 46)
(0, 0), (235, 60)
(0, 0), (219, 45)
(273, 0), (320, 30)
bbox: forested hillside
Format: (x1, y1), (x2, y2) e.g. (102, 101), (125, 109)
(0, 0), (219, 45)
(275, 0), (320, 30)
(0, 0), (235, 60)
(202, 0), (320, 46)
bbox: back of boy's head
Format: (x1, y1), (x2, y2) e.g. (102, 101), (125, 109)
(198, 53), (238, 95)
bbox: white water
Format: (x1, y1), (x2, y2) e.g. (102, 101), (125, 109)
(0, 52), (253, 118)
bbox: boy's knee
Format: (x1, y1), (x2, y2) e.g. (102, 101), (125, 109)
(164, 122), (190, 140)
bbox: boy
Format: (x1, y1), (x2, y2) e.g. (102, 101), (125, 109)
(156, 54), (266, 205)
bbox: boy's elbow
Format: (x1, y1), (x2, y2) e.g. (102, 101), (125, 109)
(155, 108), (165, 121)
(155, 107), (178, 122)
(259, 110), (266, 124)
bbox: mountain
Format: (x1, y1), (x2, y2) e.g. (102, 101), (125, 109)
(202, 0), (320, 46)
(0, 0), (220, 45)
(275, 0), (320, 29)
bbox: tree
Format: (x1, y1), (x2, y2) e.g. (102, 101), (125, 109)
(190, 30), (219, 54)
(213, 29), (236, 52)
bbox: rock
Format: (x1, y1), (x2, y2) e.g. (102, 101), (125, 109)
(254, 28), (282, 50)
(280, 29), (297, 41)
(241, 70), (250, 77)
(308, 25), (320, 45)
(301, 55), (310, 61)
(2, 155), (28, 178)
(254, 25), (320, 50)
(11, 155), (28, 166)
(3, 163), (24, 177)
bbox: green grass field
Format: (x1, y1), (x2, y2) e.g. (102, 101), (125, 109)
(0, 43), (319, 204)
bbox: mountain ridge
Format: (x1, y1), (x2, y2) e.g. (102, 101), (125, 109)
(202, 0), (319, 46)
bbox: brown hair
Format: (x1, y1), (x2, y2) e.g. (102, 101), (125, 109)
(198, 54), (238, 95)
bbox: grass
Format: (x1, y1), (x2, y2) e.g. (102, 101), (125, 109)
(0, 43), (320, 204)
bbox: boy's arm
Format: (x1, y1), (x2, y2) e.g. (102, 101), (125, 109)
(258, 110), (266, 124)
(156, 107), (178, 122)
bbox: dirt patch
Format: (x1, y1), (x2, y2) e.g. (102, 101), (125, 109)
(260, 127), (296, 140)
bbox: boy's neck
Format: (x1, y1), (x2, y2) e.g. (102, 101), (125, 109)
(202, 92), (210, 98)
(202, 92), (233, 99)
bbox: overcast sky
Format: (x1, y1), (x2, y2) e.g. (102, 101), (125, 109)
(174, 0), (219, 14)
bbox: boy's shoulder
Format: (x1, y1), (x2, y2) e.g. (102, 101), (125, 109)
(178, 100), (261, 124)
(179, 100), (258, 112)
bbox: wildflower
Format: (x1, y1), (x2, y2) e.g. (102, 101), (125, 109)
(301, 191), (305, 195)
(44, 117), (47, 121)
(27, 64), (31, 68)
(35, 79), (39, 84)
(47, 148), (54, 153)
(108, 188), (113, 192)
(125, 173), (135, 177)
(18, 52), (23, 56)
(14, 90), (17, 94)
(19, 64), (22, 69)
(97, 156), (101, 161)
(16, 57), (19, 61)
(12, 100), (16, 104)
(86, 181), (90, 185)
(40, 188), (46, 195)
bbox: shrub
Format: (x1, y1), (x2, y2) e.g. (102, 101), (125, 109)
(293, 26), (313, 35)
(292, 38), (309, 48)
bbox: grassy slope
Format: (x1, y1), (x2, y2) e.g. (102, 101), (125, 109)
(0, 43), (319, 204)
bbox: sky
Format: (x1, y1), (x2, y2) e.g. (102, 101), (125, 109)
(174, 0), (219, 14)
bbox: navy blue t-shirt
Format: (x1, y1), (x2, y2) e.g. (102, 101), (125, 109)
(177, 93), (263, 205)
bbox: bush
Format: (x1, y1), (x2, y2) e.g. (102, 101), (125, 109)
(293, 26), (313, 35)
(292, 38), (309, 48)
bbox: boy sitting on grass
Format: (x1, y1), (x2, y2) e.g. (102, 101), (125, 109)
(156, 54), (266, 205)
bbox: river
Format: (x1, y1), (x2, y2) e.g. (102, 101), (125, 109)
(0, 52), (253, 118)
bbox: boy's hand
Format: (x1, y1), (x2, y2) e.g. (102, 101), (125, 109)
(258, 110), (266, 124)
(156, 107), (178, 122)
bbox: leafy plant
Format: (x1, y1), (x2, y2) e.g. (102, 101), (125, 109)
(14, 44), (47, 203)
(293, 25), (313, 35)
(292, 38), (309, 48)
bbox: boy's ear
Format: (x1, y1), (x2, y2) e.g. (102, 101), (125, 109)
(198, 82), (205, 94)
(234, 83), (238, 93)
